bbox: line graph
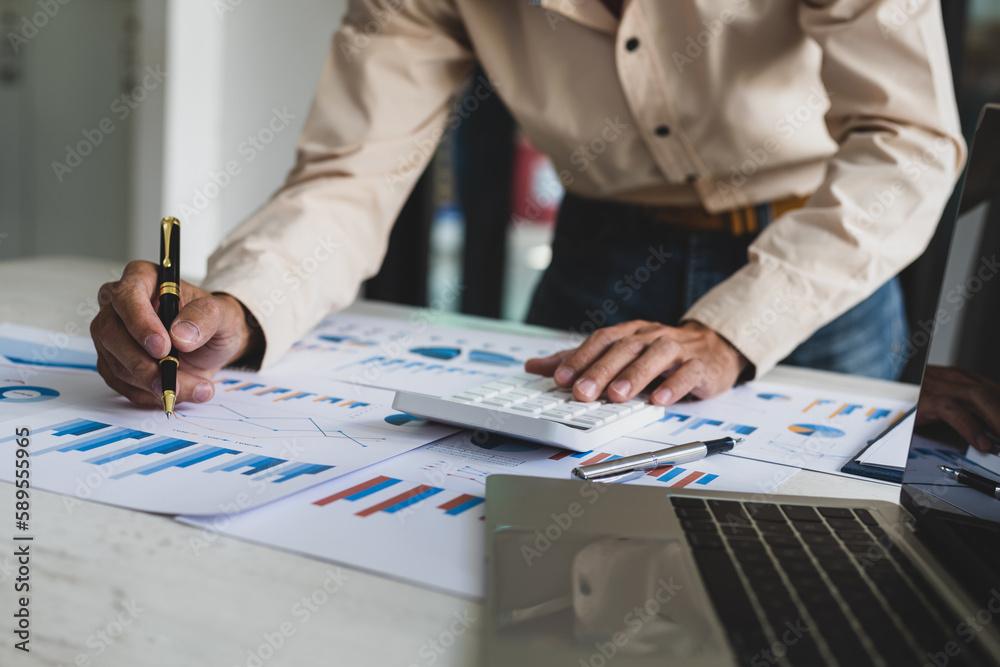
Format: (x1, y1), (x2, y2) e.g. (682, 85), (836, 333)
(172, 404), (385, 448)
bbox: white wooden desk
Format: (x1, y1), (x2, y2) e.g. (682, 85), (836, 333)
(0, 256), (917, 667)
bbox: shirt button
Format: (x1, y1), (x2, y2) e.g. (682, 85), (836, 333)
(655, 125), (671, 137)
(625, 37), (640, 51)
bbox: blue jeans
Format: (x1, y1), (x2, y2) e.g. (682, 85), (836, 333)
(525, 193), (910, 380)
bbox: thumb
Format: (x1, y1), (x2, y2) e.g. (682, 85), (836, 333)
(170, 296), (226, 353)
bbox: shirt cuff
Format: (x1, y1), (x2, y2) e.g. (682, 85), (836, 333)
(681, 260), (828, 380)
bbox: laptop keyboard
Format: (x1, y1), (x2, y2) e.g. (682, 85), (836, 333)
(673, 497), (994, 666)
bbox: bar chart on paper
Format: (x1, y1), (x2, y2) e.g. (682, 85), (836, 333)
(0, 372), (458, 515)
(313, 475), (485, 518)
(628, 381), (914, 479)
(182, 467), (490, 598)
(178, 430), (798, 598)
(0, 413), (346, 514)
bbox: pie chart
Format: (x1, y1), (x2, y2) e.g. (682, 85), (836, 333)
(384, 413), (427, 427)
(0, 385), (60, 403)
(788, 424), (845, 438)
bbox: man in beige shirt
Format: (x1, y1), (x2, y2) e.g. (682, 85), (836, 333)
(91, 0), (965, 412)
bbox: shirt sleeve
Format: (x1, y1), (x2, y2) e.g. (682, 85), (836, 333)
(201, 0), (475, 369)
(682, 0), (966, 378)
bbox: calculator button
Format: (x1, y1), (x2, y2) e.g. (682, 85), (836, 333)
(541, 408), (578, 420)
(600, 403), (634, 415)
(589, 409), (620, 423)
(481, 382), (512, 392)
(523, 397), (559, 410)
(572, 415), (605, 427)
(496, 376), (530, 386)
(508, 387), (541, 399)
(482, 397), (514, 408)
(532, 378), (558, 392)
(451, 393), (482, 403)
(511, 403), (544, 414)
(466, 386), (500, 398)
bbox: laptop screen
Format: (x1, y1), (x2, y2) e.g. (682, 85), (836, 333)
(900, 106), (1000, 595)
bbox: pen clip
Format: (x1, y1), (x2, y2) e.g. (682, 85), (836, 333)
(161, 217), (179, 267)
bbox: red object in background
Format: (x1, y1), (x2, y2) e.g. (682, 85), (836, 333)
(510, 136), (564, 225)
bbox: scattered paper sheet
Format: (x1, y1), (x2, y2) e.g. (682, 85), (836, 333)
(0, 367), (457, 515)
(627, 381), (914, 483)
(268, 312), (575, 396)
(0, 322), (98, 371)
(180, 430), (798, 598)
(856, 410), (917, 471)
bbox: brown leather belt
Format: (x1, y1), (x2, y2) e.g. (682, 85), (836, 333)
(641, 194), (811, 235)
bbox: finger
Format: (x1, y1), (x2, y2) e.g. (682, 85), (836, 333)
(651, 358), (707, 406)
(95, 355), (160, 408)
(554, 322), (646, 388)
(94, 321), (215, 407)
(524, 349), (573, 377)
(606, 336), (684, 402)
(570, 336), (650, 402)
(153, 369), (217, 407)
(928, 397), (988, 451)
(93, 312), (158, 392)
(170, 296), (226, 353)
(107, 260), (170, 358)
(954, 384), (1000, 451)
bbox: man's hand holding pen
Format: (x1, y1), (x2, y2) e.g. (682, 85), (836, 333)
(90, 221), (263, 410)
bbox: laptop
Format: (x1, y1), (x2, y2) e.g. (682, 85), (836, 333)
(483, 105), (1000, 666)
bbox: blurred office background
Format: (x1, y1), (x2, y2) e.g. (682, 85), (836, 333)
(0, 0), (998, 348)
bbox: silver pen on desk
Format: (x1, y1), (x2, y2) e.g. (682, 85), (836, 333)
(572, 437), (743, 483)
(939, 465), (1000, 501)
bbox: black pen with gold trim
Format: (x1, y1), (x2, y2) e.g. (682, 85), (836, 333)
(157, 217), (181, 417)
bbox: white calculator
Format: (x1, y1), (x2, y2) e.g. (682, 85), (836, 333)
(391, 373), (666, 451)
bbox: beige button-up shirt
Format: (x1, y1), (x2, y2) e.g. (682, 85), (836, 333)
(202, 0), (965, 377)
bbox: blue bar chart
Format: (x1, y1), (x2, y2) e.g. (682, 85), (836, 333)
(2, 417), (334, 484)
